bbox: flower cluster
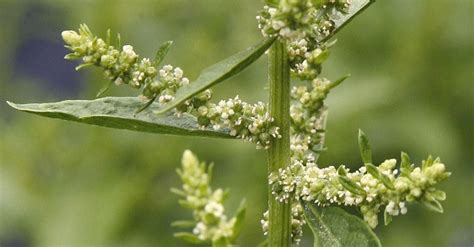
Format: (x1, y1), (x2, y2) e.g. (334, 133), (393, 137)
(269, 155), (450, 228)
(196, 97), (281, 149)
(61, 24), (279, 149)
(62, 24), (156, 90)
(290, 77), (344, 163)
(257, 0), (350, 80)
(172, 150), (241, 244)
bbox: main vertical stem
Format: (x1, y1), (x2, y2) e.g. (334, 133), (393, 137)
(268, 39), (291, 247)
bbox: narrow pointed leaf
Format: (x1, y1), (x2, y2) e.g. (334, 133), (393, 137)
(7, 97), (232, 138)
(135, 94), (157, 114)
(155, 41), (173, 66)
(96, 80), (113, 97)
(318, 0), (376, 43)
(155, 37), (276, 114)
(328, 74), (350, 90)
(303, 202), (381, 247)
(338, 176), (366, 196)
(400, 152), (412, 176)
(421, 198), (444, 213)
(384, 209), (393, 226)
(174, 232), (207, 244)
(230, 199), (247, 241)
(379, 173), (395, 190)
(358, 129), (373, 164)
(365, 163), (380, 179)
(171, 220), (196, 228)
(213, 237), (230, 247)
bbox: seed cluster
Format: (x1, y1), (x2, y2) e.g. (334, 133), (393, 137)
(269, 156), (450, 228)
(173, 150), (238, 243)
(61, 25), (279, 149)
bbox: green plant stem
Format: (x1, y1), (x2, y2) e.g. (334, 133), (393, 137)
(267, 39), (291, 247)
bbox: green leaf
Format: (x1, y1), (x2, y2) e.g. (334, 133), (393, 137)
(171, 220), (196, 228)
(230, 199), (247, 241)
(213, 237), (230, 247)
(303, 203), (381, 247)
(421, 198), (444, 213)
(7, 97), (232, 138)
(337, 166), (348, 176)
(338, 175), (366, 196)
(174, 232), (207, 244)
(364, 163), (395, 190)
(400, 152), (412, 176)
(95, 80), (113, 98)
(365, 163), (380, 179)
(379, 173), (395, 190)
(318, 0), (376, 43)
(154, 37), (276, 114)
(383, 209), (393, 226)
(358, 129), (372, 164)
(328, 74), (350, 90)
(155, 41), (173, 66)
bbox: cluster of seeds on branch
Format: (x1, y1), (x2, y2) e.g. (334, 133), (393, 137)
(257, 0), (351, 80)
(172, 150), (240, 243)
(61, 24), (280, 149)
(268, 155), (450, 228)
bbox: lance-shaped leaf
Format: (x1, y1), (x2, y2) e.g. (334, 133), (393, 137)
(364, 163), (395, 190)
(400, 152), (412, 176)
(7, 97), (232, 138)
(421, 198), (444, 213)
(173, 232), (207, 244)
(338, 175), (367, 196)
(155, 40), (173, 66)
(230, 199), (247, 242)
(154, 37), (276, 114)
(303, 202), (381, 247)
(358, 129), (373, 164)
(318, 0), (376, 43)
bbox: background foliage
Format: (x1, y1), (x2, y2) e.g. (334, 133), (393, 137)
(0, 0), (472, 246)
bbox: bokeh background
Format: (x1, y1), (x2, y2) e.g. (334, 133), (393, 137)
(0, 0), (472, 246)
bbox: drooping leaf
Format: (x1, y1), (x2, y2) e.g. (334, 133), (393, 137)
(154, 37), (276, 114)
(7, 97), (232, 138)
(421, 198), (444, 213)
(318, 0), (376, 43)
(358, 129), (373, 164)
(303, 202), (382, 247)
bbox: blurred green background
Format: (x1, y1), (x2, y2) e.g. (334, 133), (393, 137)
(0, 0), (472, 246)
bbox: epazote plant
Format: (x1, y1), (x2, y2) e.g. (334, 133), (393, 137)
(7, 0), (451, 246)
